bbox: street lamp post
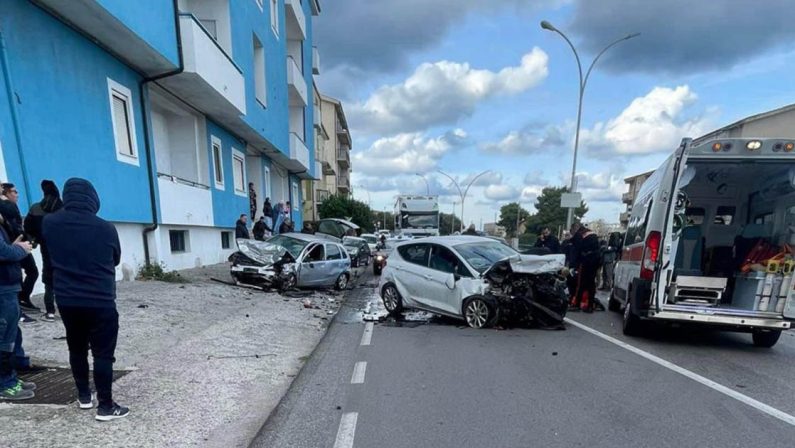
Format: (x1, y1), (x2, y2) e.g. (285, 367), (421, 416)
(438, 169), (492, 232)
(415, 173), (430, 195)
(451, 201), (457, 235)
(540, 20), (639, 230)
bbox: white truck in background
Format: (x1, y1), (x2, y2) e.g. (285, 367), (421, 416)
(394, 195), (440, 238)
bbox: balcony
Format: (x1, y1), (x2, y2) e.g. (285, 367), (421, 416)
(312, 46), (320, 75)
(287, 57), (308, 107)
(314, 161), (323, 181)
(338, 175), (350, 192)
(286, 132), (310, 173)
(322, 160), (336, 175)
(622, 192), (633, 204)
(159, 15), (246, 119)
(314, 103), (322, 129)
(337, 147), (350, 169)
(285, 0), (306, 40)
(336, 122), (351, 145)
(619, 212), (630, 225)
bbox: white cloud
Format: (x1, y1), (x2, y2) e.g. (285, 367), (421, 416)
(481, 124), (565, 155)
(352, 129), (468, 176)
(581, 85), (713, 155)
(524, 170), (549, 187)
(484, 184), (521, 201)
(349, 48), (549, 135)
(565, 171), (626, 203)
(460, 171), (503, 187)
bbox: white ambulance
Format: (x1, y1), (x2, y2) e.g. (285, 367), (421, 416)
(612, 138), (795, 347)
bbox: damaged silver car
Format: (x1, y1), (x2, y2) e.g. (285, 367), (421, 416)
(230, 233), (352, 290)
(378, 236), (569, 329)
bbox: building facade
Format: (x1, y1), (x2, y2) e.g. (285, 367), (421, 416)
(619, 171), (653, 229)
(0, 0), (321, 287)
(302, 93), (351, 222)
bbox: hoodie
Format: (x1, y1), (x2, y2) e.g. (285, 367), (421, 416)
(24, 180), (63, 285)
(42, 178), (121, 308)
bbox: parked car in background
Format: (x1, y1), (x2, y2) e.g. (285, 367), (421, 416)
(314, 218), (361, 241)
(373, 238), (398, 275)
(360, 233), (379, 252)
(230, 233), (352, 290)
(343, 236), (371, 267)
(378, 236), (569, 329)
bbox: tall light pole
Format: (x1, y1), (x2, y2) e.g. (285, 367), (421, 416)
(451, 201), (457, 234)
(438, 169), (492, 231)
(415, 173), (431, 195)
(540, 20), (639, 230)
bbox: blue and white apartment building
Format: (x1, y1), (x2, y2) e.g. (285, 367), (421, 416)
(0, 0), (321, 283)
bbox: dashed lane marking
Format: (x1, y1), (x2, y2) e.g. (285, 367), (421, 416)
(351, 362), (367, 384)
(565, 317), (795, 427)
(333, 412), (358, 448)
(360, 322), (373, 346)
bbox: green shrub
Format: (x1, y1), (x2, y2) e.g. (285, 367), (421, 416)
(137, 262), (187, 283)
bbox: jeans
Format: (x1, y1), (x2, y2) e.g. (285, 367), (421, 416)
(14, 326), (30, 369)
(18, 254), (39, 304)
(43, 283), (56, 314)
(0, 292), (20, 388)
(60, 306), (119, 409)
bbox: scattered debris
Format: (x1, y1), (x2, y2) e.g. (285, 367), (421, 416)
(137, 304), (149, 309)
(206, 354), (276, 360)
(552, 352), (558, 356)
(303, 299), (313, 309)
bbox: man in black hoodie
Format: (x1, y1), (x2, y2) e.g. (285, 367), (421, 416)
(24, 180), (63, 322)
(42, 178), (128, 421)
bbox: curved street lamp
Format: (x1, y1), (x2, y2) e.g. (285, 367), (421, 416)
(540, 20), (639, 229)
(415, 173), (431, 195)
(438, 169), (492, 231)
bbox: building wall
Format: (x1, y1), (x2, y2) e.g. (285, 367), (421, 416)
(207, 120), (249, 229)
(96, 0), (181, 65)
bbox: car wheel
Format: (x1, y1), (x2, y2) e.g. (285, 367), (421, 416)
(752, 330), (781, 348)
(622, 299), (643, 336)
(381, 284), (403, 315)
(281, 273), (297, 291)
(334, 273), (350, 290)
(463, 296), (498, 329)
(608, 290), (621, 312)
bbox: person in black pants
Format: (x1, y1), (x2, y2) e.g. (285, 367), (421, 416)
(569, 223), (602, 313)
(0, 183), (39, 316)
(42, 178), (129, 421)
(24, 180), (63, 322)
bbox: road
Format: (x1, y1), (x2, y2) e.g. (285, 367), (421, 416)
(251, 271), (795, 447)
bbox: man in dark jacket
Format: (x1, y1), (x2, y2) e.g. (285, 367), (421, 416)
(534, 227), (561, 253)
(569, 223), (602, 313)
(252, 216), (269, 241)
(42, 178), (128, 420)
(24, 180), (63, 322)
(235, 214), (250, 239)
(0, 183), (39, 315)
(0, 220), (34, 400)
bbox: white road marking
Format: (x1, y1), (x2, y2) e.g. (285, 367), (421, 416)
(565, 317), (795, 427)
(333, 412), (358, 448)
(360, 322), (373, 346)
(351, 361), (367, 384)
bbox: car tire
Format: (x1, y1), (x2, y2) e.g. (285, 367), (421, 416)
(381, 283), (403, 315)
(622, 298), (643, 336)
(463, 296), (499, 329)
(334, 273), (350, 291)
(752, 330), (781, 348)
(608, 290), (621, 312)
(281, 273), (297, 291)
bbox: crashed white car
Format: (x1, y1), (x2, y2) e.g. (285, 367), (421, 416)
(378, 236), (569, 329)
(230, 233), (352, 290)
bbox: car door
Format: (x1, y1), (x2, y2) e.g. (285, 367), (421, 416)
(426, 245), (475, 316)
(297, 243), (325, 286)
(322, 243), (345, 286)
(394, 243), (432, 307)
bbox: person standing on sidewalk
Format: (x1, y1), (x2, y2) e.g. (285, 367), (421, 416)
(0, 219), (34, 400)
(235, 214), (250, 240)
(0, 183), (39, 319)
(262, 198), (273, 235)
(42, 178), (129, 420)
(24, 180), (63, 322)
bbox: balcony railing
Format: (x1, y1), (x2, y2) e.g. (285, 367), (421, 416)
(287, 56), (308, 107)
(621, 192), (632, 204)
(285, 0), (307, 40)
(337, 148), (350, 169)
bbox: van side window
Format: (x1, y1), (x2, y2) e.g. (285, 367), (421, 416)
(685, 207), (705, 225)
(713, 206), (736, 225)
(625, 200), (652, 245)
(754, 212), (774, 225)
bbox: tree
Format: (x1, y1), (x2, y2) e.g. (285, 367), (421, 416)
(498, 202), (532, 237)
(439, 212), (462, 235)
(525, 186), (588, 236)
(371, 210), (395, 231)
(318, 195), (374, 232)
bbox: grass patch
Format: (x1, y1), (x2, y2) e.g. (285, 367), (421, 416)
(137, 262), (188, 283)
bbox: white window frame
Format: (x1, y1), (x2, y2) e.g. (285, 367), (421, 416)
(232, 148), (247, 197)
(107, 78), (139, 166)
(253, 34), (267, 107)
(270, 0), (279, 37)
(263, 166), (271, 200)
(255, 0), (264, 11)
(211, 136), (224, 190)
(292, 181), (300, 211)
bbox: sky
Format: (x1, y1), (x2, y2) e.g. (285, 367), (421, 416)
(313, 0), (795, 228)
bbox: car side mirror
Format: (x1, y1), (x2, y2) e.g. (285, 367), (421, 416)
(445, 273), (457, 290)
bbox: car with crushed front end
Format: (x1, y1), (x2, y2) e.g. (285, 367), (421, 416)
(378, 236), (569, 329)
(230, 233), (352, 290)
(343, 236), (371, 267)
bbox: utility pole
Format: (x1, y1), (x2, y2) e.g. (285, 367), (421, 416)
(451, 201), (457, 234)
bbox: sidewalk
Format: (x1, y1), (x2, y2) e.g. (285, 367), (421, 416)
(0, 264), (345, 448)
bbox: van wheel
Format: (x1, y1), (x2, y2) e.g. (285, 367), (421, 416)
(622, 300), (643, 336)
(752, 330), (781, 348)
(608, 290), (621, 312)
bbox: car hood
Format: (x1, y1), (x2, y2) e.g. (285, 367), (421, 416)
(237, 239), (296, 266)
(482, 254), (566, 280)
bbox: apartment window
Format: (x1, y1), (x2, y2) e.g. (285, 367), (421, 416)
(233, 149), (246, 195)
(221, 231), (232, 249)
(291, 182), (300, 210)
(169, 230), (188, 253)
(212, 137), (224, 189)
(270, 0), (279, 36)
(253, 34), (267, 106)
(263, 166), (271, 199)
(255, 0), (264, 11)
(107, 79), (139, 166)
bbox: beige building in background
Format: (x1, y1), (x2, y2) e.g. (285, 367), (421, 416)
(302, 91), (352, 222)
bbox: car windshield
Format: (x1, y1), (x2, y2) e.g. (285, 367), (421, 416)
(362, 235), (377, 244)
(401, 213), (437, 228)
(454, 241), (519, 273)
(265, 235), (310, 258)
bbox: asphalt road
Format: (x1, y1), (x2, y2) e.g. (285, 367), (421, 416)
(251, 273), (795, 448)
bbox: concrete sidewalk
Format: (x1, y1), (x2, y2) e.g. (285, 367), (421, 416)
(0, 264), (346, 448)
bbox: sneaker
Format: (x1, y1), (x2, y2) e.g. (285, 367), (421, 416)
(19, 301), (41, 313)
(17, 379), (36, 391)
(96, 403), (130, 421)
(19, 313), (37, 323)
(42, 313), (56, 322)
(0, 382), (35, 400)
(78, 393), (94, 410)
